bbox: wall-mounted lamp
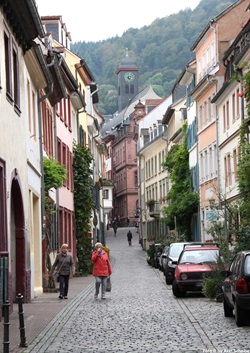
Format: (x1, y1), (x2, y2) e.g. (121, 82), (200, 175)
(209, 197), (215, 207)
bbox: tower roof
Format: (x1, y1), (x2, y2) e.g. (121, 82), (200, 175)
(117, 48), (138, 71)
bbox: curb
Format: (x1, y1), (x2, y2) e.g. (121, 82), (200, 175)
(21, 282), (95, 353)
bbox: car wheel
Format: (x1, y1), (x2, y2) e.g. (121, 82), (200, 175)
(235, 302), (246, 327)
(165, 274), (172, 285)
(172, 280), (186, 298)
(223, 295), (233, 317)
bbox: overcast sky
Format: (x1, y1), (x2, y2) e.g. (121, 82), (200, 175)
(35, 0), (201, 43)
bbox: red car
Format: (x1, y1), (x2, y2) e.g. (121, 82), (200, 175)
(172, 243), (226, 298)
(221, 250), (250, 326)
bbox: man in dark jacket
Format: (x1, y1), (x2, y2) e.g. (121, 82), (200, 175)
(127, 230), (133, 246)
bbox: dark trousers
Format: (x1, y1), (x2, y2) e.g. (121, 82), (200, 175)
(59, 274), (70, 296)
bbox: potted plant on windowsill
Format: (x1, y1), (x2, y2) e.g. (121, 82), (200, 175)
(159, 196), (166, 204)
(146, 199), (155, 212)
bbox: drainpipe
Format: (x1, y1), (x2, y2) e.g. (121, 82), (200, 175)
(37, 53), (55, 241)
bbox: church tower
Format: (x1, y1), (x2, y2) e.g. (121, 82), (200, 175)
(116, 49), (139, 113)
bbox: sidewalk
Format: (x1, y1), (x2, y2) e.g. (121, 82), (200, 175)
(0, 271), (95, 353)
(0, 227), (123, 353)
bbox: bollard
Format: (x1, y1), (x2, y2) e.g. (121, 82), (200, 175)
(16, 293), (28, 348)
(2, 300), (10, 353)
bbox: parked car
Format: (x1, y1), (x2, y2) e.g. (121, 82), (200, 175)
(172, 243), (226, 298)
(159, 246), (169, 271)
(221, 250), (250, 327)
(164, 242), (195, 284)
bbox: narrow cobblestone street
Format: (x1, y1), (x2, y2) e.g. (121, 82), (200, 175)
(22, 227), (250, 353)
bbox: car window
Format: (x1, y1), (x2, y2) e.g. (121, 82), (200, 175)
(179, 249), (219, 264)
(234, 254), (242, 275)
(244, 255), (250, 275)
(169, 245), (183, 257)
(229, 256), (237, 273)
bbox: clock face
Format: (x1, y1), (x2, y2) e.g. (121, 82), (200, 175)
(124, 72), (135, 83)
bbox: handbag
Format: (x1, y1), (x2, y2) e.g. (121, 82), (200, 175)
(53, 256), (67, 282)
(106, 276), (111, 292)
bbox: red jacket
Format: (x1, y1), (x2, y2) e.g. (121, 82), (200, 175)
(91, 250), (112, 277)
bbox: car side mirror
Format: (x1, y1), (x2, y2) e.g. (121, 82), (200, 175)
(172, 260), (177, 265)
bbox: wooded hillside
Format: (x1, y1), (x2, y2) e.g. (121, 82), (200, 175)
(71, 0), (236, 114)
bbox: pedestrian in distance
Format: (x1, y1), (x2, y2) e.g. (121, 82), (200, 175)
(113, 223), (118, 236)
(51, 243), (75, 300)
(127, 217), (130, 227)
(91, 242), (112, 300)
(127, 230), (133, 246)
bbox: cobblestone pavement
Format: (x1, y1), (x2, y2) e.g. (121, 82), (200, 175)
(22, 227), (250, 353)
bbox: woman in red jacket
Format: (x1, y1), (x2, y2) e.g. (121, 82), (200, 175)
(91, 242), (112, 299)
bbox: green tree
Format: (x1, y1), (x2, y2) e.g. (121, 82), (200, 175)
(73, 144), (94, 275)
(235, 69), (250, 251)
(43, 157), (67, 288)
(162, 124), (198, 240)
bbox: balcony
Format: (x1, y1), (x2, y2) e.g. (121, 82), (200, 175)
(146, 200), (160, 218)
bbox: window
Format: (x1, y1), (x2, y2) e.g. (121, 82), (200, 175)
(223, 104), (226, 132)
(0, 159), (7, 251)
(200, 152), (204, 182)
(236, 88), (240, 118)
(209, 146), (213, 178)
(151, 157), (154, 177)
(62, 143), (67, 187)
(232, 93), (236, 122)
(4, 29), (12, 98)
(224, 156), (227, 186)
(42, 101), (54, 157)
(233, 148), (237, 182)
(145, 161), (148, 179)
(134, 170), (138, 186)
(204, 101), (207, 125)
(4, 27), (20, 112)
(199, 105), (203, 129)
(103, 189), (109, 199)
(213, 144), (217, 176)
(32, 90), (36, 141)
(211, 42), (216, 65)
(227, 153), (232, 186)
(206, 48), (210, 70)
(67, 94), (72, 131)
(204, 150), (208, 180)
(158, 152), (162, 173)
(27, 80), (31, 132)
(208, 97), (211, 122)
(226, 100), (230, 130)
(12, 43), (20, 110)
(198, 59), (202, 81)
(57, 138), (62, 163)
(125, 84), (129, 94)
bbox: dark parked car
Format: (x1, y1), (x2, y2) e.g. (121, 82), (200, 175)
(172, 243), (225, 298)
(159, 246), (169, 272)
(164, 242), (195, 284)
(221, 250), (250, 326)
